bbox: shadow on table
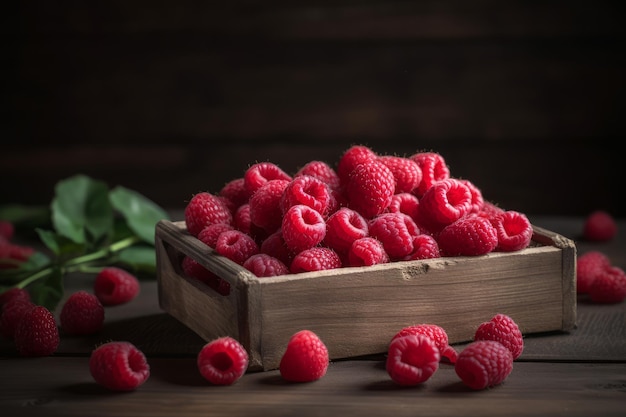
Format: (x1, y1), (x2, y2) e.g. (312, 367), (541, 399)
(57, 313), (206, 356)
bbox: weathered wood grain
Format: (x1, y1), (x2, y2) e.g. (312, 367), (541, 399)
(1, 216), (625, 417)
(155, 219), (576, 370)
(1, 358), (624, 417)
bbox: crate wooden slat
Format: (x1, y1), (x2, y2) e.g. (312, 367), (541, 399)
(156, 219), (576, 371)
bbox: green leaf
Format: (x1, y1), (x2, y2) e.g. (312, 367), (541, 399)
(116, 245), (157, 275)
(36, 228), (85, 258)
(109, 186), (169, 244)
(28, 266), (64, 311)
(51, 175), (114, 245)
(36, 228), (61, 255)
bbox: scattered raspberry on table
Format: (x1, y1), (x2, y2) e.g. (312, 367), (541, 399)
(89, 341), (150, 391)
(279, 330), (329, 382)
(60, 290), (105, 336)
(14, 305), (59, 357)
(577, 251), (626, 303)
(94, 267), (140, 306)
(455, 340), (514, 390)
(0, 297), (35, 339)
(391, 323), (457, 364)
(576, 251), (612, 294)
(197, 336), (249, 385)
(474, 313), (524, 360)
(583, 210), (617, 242)
(386, 334), (441, 386)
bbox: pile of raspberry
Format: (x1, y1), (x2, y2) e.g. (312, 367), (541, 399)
(1, 267), (141, 356)
(387, 313), (524, 389)
(183, 145), (534, 280)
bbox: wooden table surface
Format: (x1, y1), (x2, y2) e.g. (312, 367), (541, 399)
(1, 214), (625, 417)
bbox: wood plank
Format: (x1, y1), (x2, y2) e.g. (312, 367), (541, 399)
(0, 358), (624, 417)
(155, 219), (576, 370)
(1, 218), (624, 362)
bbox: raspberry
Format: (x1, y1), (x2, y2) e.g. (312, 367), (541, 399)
(323, 207), (369, 257)
(260, 230), (294, 266)
(576, 251), (611, 294)
(14, 305), (59, 357)
(418, 178), (473, 232)
(248, 179), (291, 234)
(347, 237), (389, 267)
(3, 242), (35, 261)
(181, 256), (231, 297)
(281, 175), (331, 216)
(295, 160), (341, 192)
(345, 160), (396, 219)
(184, 192), (233, 237)
(214, 229), (259, 266)
(0, 242), (35, 269)
(480, 201), (506, 218)
(329, 187), (349, 211)
(387, 192), (420, 222)
(440, 345), (459, 364)
(490, 210), (533, 252)
(219, 177), (251, 209)
(243, 253), (290, 277)
(197, 223), (235, 248)
(217, 195), (236, 215)
(290, 247), (342, 274)
(0, 287), (31, 307)
(583, 210), (617, 242)
(1, 298), (35, 339)
(60, 290), (105, 336)
(89, 341), (150, 391)
(391, 323), (450, 358)
(455, 340), (513, 390)
(202, 275), (231, 297)
(474, 313), (524, 360)
(197, 336), (249, 385)
(232, 204), (252, 235)
(279, 329), (329, 382)
(378, 155), (423, 194)
(385, 334), (440, 386)
(437, 215), (498, 256)
(457, 179), (484, 214)
(94, 267), (140, 306)
(403, 234), (441, 261)
(588, 266), (626, 304)
(410, 151), (451, 197)
(181, 255), (219, 286)
(368, 212), (420, 260)
(243, 161), (292, 195)
(337, 145), (378, 186)
(281, 205), (327, 253)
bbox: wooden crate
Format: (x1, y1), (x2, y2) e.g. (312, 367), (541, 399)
(156, 219), (576, 371)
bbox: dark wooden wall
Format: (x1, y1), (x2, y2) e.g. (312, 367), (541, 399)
(4, 1), (626, 217)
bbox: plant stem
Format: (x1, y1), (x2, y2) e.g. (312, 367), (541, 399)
(16, 265), (55, 289)
(16, 235), (141, 289)
(64, 236), (140, 267)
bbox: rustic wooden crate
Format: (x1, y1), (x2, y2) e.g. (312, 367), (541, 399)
(156, 219), (576, 371)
